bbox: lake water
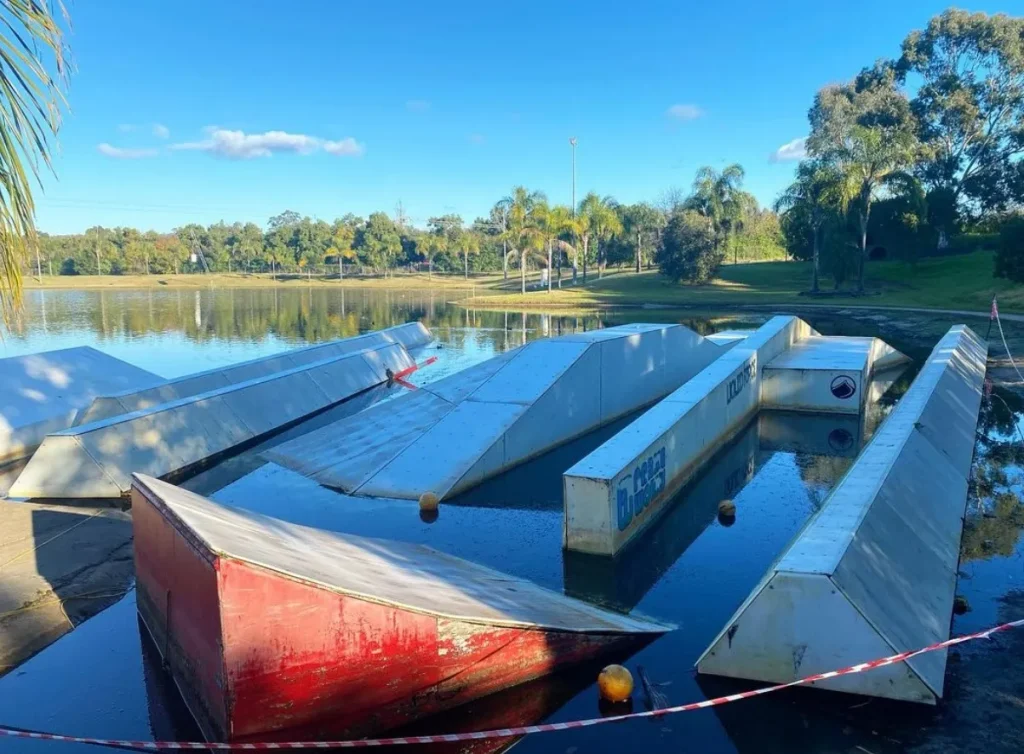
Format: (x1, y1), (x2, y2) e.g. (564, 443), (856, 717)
(1, 288), (1023, 753)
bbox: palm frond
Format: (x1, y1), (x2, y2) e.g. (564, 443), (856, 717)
(0, 0), (68, 325)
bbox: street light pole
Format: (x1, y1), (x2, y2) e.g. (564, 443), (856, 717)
(569, 137), (577, 285)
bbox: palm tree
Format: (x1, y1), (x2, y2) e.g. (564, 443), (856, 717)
(775, 160), (842, 293)
(686, 164), (746, 260)
(327, 223), (356, 280)
(417, 232), (445, 278)
(833, 125), (917, 293)
(577, 193), (620, 282)
(490, 200), (511, 281)
(500, 186), (546, 294)
(537, 203), (577, 293)
(593, 198), (623, 279)
(0, 1), (68, 324)
(456, 230), (480, 278)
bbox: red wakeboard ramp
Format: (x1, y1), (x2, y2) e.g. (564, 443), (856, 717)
(131, 473), (670, 742)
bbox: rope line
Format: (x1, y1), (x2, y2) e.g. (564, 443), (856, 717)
(0, 617), (1020, 750)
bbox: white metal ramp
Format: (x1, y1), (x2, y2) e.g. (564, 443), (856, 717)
(8, 342), (415, 500)
(696, 325), (987, 704)
(76, 322), (431, 424)
(563, 316), (911, 555)
(0, 347), (162, 464)
(265, 324), (730, 502)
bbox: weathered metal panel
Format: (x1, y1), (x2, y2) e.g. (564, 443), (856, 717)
(131, 474), (667, 740)
(563, 316), (811, 555)
(761, 336), (910, 414)
(469, 339), (590, 405)
(76, 322), (431, 425)
(9, 344), (414, 500)
(272, 323), (727, 504)
(305, 352), (386, 403)
(697, 572), (936, 703)
(0, 346), (161, 463)
(356, 401), (525, 499)
(265, 391), (455, 492)
(421, 349), (520, 404)
(697, 325), (987, 703)
(218, 374), (330, 436)
(498, 344), (604, 465)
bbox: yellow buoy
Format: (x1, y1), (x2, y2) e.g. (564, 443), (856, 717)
(597, 664), (634, 703)
(419, 492), (439, 512)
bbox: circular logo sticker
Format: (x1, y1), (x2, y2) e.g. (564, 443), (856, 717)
(830, 375), (857, 400)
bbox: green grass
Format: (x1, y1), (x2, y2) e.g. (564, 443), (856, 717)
(462, 252), (1024, 313)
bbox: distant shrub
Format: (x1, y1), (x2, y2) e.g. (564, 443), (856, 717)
(949, 233), (999, 256)
(994, 217), (1024, 283)
(657, 210), (723, 284)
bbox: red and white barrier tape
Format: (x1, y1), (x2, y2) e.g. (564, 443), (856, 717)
(391, 356), (439, 390)
(3, 617), (1021, 750)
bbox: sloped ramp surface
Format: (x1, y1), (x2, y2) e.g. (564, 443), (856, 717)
(77, 322), (431, 424)
(697, 325), (988, 703)
(267, 324), (727, 501)
(0, 346), (162, 464)
(9, 342), (414, 500)
(134, 473), (668, 634)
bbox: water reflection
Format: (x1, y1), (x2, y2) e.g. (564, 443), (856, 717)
(3, 288), (768, 378)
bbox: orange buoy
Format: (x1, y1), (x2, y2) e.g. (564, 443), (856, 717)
(597, 664), (634, 703)
(718, 499), (736, 517)
(419, 492), (439, 512)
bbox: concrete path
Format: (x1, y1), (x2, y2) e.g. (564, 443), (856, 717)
(0, 500), (133, 676)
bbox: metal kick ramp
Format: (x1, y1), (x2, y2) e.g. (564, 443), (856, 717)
(8, 342), (415, 501)
(562, 316), (910, 555)
(0, 346), (162, 465)
(265, 324), (731, 502)
(697, 325), (987, 704)
(76, 322), (431, 425)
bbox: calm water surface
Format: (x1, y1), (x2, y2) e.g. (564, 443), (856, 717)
(1, 288), (1022, 754)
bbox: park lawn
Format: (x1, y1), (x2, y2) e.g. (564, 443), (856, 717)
(461, 252), (1024, 314)
(22, 271), (505, 291)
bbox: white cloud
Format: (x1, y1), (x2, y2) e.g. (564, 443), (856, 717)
(152, 123), (170, 139)
(172, 128), (364, 159)
(97, 143), (158, 159)
(666, 104), (704, 121)
(323, 137), (365, 156)
(771, 137), (808, 162)
(406, 99), (430, 113)
(117, 123), (136, 133)
(468, 133), (485, 145)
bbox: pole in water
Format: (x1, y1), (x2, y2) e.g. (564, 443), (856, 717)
(986, 296), (997, 341)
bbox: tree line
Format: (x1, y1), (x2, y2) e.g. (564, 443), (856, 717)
(774, 9), (1024, 293)
(33, 176), (786, 286)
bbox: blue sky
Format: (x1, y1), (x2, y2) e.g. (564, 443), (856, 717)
(36, 1), (1003, 234)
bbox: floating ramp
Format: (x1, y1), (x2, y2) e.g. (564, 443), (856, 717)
(0, 346), (162, 465)
(697, 325), (987, 704)
(131, 473), (668, 740)
(266, 324), (729, 502)
(76, 322), (431, 425)
(8, 342), (415, 501)
(563, 316), (910, 555)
